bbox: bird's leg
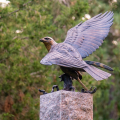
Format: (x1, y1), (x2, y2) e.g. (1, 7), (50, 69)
(77, 77), (89, 91)
(76, 71), (89, 91)
(51, 85), (59, 92)
(59, 74), (75, 91)
(39, 89), (47, 94)
(77, 71), (97, 94)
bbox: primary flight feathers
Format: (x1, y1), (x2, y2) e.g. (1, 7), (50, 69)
(64, 11), (113, 58)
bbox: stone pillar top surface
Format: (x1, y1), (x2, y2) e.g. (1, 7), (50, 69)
(40, 90), (93, 120)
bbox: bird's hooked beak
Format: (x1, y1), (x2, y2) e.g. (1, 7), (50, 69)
(39, 38), (45, 42)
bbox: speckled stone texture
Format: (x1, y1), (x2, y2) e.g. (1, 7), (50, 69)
(40, 90), (93, 120)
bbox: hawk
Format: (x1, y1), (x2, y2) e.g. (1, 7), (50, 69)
(39, 11), (113, 92)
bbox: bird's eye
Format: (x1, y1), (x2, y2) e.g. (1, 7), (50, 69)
(45, 38), (49, 40)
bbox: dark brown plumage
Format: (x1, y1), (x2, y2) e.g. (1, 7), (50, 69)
(39, 12), (113, 91)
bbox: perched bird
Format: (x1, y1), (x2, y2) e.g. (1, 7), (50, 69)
(39, 11), (113, 92)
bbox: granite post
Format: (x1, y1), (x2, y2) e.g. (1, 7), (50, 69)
(40, 90), (93, 120)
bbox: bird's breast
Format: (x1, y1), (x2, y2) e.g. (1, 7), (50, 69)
(43, 42), (52, 52)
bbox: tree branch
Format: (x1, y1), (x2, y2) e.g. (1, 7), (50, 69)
(0, 1), (32, 19)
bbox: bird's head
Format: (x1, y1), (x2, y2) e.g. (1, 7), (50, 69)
(39, 37), (54, 43)
(39, 37), (57, 51)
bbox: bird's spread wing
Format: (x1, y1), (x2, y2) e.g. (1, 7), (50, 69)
(64, 11), (114, 58)
(40, 50), (87, 68)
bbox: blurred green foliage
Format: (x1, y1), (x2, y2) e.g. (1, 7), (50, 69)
(0, 0), (120, 120)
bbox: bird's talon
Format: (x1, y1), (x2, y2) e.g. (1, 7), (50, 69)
(51, 85), (59, 92)
(70, 86), (75, 91)
(81, 88), (85, 92)
(89, 87), (97, 94)
(81, 87), (97, 94)
(89, 86), (93, 91)
(39, 89), (47, 94)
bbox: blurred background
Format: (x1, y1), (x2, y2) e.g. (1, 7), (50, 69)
(0, 0), (120, 120)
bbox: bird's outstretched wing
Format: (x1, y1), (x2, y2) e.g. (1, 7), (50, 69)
(64, 11), (114, 58)
(40, 49), (86, 68)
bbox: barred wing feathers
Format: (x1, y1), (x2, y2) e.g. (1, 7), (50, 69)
(64, 11), (114, 58)
(40, 51), (87, 68)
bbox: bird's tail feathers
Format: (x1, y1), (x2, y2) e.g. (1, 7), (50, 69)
(84, 65), (111, 81)
(85, 61), (113, 71)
